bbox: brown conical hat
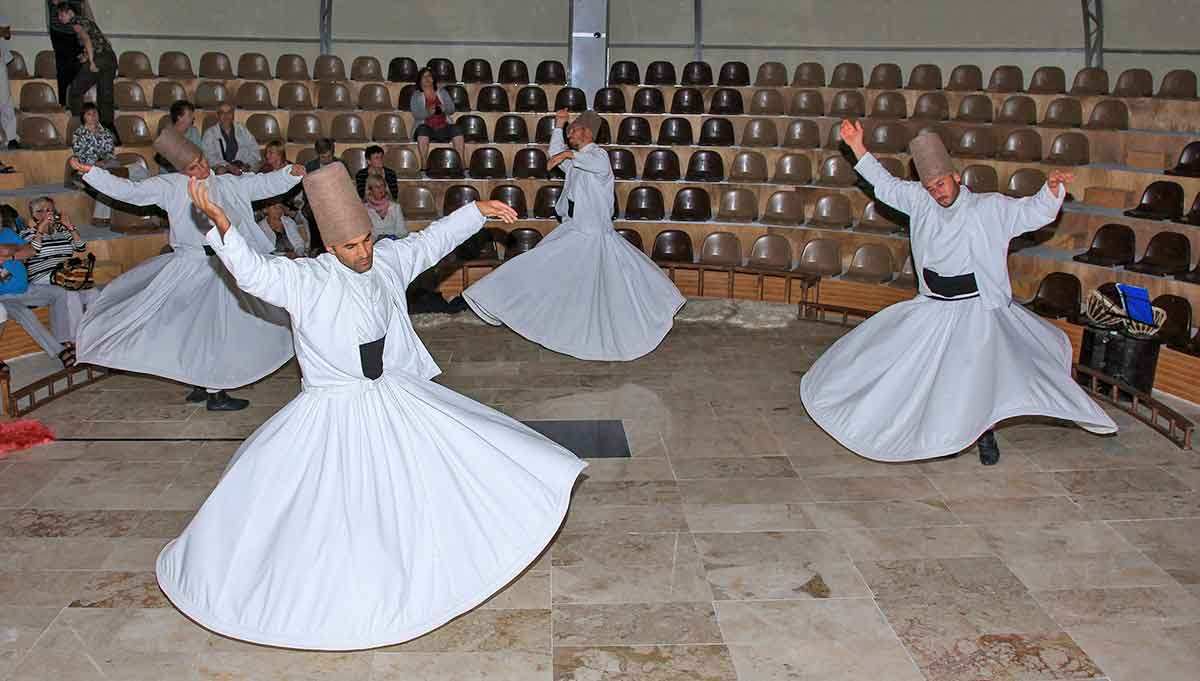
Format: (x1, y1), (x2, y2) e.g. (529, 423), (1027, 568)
(302, 162), (373, 247)
(569, 111), (603, 138)
(908, 130), (955, 182)
(152, 126), (202, 171)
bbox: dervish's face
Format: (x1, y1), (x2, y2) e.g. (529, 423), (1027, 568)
(328, 233), (374, 273)
(566, 124), (592, 150)
(183, 156), (211, 180)
(923, 173), (962, 208)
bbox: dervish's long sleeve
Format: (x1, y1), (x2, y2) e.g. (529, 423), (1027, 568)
(380, 202), (486, 283)
(853, 153), (926, 215)
(237, 166), (304, 201)
(995, 183), (1066, 238)
(206, 224), (306, 317)
(82, 167), (175, 206)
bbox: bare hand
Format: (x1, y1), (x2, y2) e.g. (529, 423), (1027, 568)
(69, 157), (94, 175)
(547, 150), (573, 170)
(59, 212), (76, 231)
(1047, 170), (1074, 198)
(475, 200), (519, 224)
(88, 62), (98, 73)
(839, 119), (867, 157)
(288, 163), (306, 177)
(554, 108), (570, 126)
(187, 178), (231, 234)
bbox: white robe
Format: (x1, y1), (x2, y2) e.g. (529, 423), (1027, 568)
(75, 167), (298, 388)
(800, 153), (1117, 461)
(462, 129), (685, 360)
(155, 203), (585, 650)
(258, 216), (307, 254)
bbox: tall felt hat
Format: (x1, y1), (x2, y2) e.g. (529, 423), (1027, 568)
(301, 162), (373, 247)
(152, 126), (202, 171)
(908, 130), (956, 182)
(569, 111), (603, 138)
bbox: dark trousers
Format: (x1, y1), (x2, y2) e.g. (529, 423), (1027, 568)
(49, 30), (82, 107)
(67, 52), (117, 136)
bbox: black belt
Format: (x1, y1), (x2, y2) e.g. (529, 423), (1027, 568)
(567, 199), (575, 218)
(923, 268), (980, 301)
(359, 336), (385, 380)
(204, 246), (216, 257)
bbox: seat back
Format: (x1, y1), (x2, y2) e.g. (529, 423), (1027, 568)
(158, 51), (194, 78)
(651, 229), (694, 261)
(313, 54), (347, 81)
(118, 51), (154, 78)
(761, 192), (805, 226)
(797, 239), (843, 276)
(700, 231), (743, 263)
(351, 56), (384, 81)
(236, 53), (272, 80)
(371, 114), (408, 143)
(198, 52), (233, 79)
(276, 54), (310, 80)
(717, 189), (758, 223)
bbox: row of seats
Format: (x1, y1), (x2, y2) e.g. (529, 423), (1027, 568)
(1075, 224), (1200, 278)
(1123, 181), (1200, 224)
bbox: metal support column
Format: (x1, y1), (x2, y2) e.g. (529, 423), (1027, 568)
(319, 0), (333, 56)
(693, 0), (703, 62)
(1082, 0), (1104, 68)
(569, 0), (609, 99)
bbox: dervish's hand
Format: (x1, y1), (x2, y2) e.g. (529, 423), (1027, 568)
(554, 108), (570, 126)
(475, 200), (519, 224)
(187, 178), (232, 235)
(68, 157), (93, 175)
(1047, 170), (1074, 198)
(289, 163), (306, 177)
(548, 150), (574, 170)
(839, 119), (867, 158)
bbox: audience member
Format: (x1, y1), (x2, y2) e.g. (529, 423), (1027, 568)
(202, 103), (261, 175)
(363, 174), (407, 241)
(156, 100), (202, 174)
(23, 197), (99, 341)
(257, 200), (308, 258)
(71, 103), (149, 224)
(57, 2), (117, 143)
(304, 138), (339, 173)
(411, 67), (466, 171)
(300, 138), (341, 254)
(0, 205), (73, 366)
(355, 145), (399, 200)
(0, 17), (18, 150)
(46, 0), (90, 107)
(259, 140), (289, 173)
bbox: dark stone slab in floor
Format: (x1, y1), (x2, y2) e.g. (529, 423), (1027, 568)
(522, 420), (632, 459)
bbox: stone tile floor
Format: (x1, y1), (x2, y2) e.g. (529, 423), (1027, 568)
(1, 313), (1198, 680)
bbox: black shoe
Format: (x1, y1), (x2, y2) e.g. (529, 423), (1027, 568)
(446, 295), (470, 314)
(186, 386), (209, 403)
(977, 430), (1000, 466)
(206, 391), (249, 412)
(6, 140), (18, 150)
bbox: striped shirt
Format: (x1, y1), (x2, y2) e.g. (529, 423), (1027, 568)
(19, 227), (86, 284)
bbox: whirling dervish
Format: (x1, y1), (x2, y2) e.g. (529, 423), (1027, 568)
(462, 109), (685, 361)
(155, 164), (585, 650)
(800, 121), (1117, 465)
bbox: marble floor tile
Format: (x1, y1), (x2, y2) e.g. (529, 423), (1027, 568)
(801, 498), (959, 529)
(692, 531), (869, 600)
(1054, 468), (1193, 496)
(553, 602), (722, 646)
(193, 651), (373, 680)
(726, 642), (925, 681)
(682, 503), (814, 533)
(677, 479), (811, 505)
(670, 456), (796, 480)
(372, 651), (552, 681)
(552, 644), (738, 681)
(832, 526), (994, 560)
(1069, 492), (1200, 520)
(0, 463), (74, 508)
(379, 609), (549, 654)
(803, 475), (941, 502)
(945, 496), (1090, 525)
(0, 509), (144, 538)
(1032, 585), (1200, 627)
(927, 471), (1069, 499)
(552, 532), (713, 604)
(1067, 622), (1200, 681)
(855, 556), (1030, 600)
(1107, 518), (1200, 584)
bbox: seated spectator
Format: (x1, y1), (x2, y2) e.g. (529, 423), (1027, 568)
(156, 100), (201, 174)
(411, 67), (466, 171)
(257, 199), (308, 258)
(71, 102), (149, 225)
(1, 19), (18, 150)
(0, 205), (73, 366)
(355, 145), (399, 200)
(57, 2), (117, 144)
(300, 138), (341, 254)
(304, 137), (339, 173)
(23, 197), (99, 340)
(363, 174), (407, 241)
(258, 139), (289, 173)
(202, 103), (261, 175)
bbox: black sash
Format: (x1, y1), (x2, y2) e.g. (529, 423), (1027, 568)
(567, 199), (575, 218)
(359, 336), (385, 380)
(922, 268), (980, 300)
(203, 245), (216, 257)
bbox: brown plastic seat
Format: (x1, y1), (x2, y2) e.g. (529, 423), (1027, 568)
(194, 81), (229, 109)
(1070, 67), (1109, 95)
(1004, 168), (1047, 198)
(1024, 273), (1082, 321)
(533, 185), (563, 218)
(7, 51), (29, 79)
(488, 185), (529, 218)
(1125, 181), (1185, 221)
(996, 128), (1043, 162)
(608, 60), (640, 85)
(1114, 69), (1153, 98)
(32, 51), (56, 80)
(671, 188), (712, 221)
(717, 190), (758, 223)
(294, 148), (317, 166)
(245, 113), (281, 143)
(616, 229), (644, 251)
(739, 234), (795, 283)
(789, 90), (825, 116)
(996, 95), (1037, 124)
(955, 94), (993, 122)
(952, 127), (996, 158)
(385, 148), (420, 178)
(1046, 132), (1090, 166)
(709, 88), (744, 115)
(670, 87), (704, 114)
(350, 83), (387, 111)
(1166, 141), (1200, 177)
(275, 54), (309, 81)
(1183, 194), (1200, 227)
(350, 56), (384, 82)
(892, 254), (917, 288)
(396, 84), (417, 111)
(552, 87), (587, 112)
(607, 148), (636, 180)
(697, 232), (742, 291)
(773, 153), (813, 184)
(797, 239), (843, 276)
(592, 87), (625, 113)
(1157, 69), (1197, 100)
(341, 148), (368, 177)
(318, 82), (354, 110)
(485, 115), (520, 144)
(654, 117), (692, 146)
(18, 117), (65, 148)
(807, 194), (852, 228)
(907, 64), (942, 90)
(114, 115), (153, 145)
(1028, 66), (1066, 94)
(234, 82), (273, 110)
(235, 53), (271, 80)
(426, 148), (466, 179)
(867, 121), (911, 154)
(150, 81), (185, 110)
(498, 59), (530, 84)
(387, 57), (418, 83)
(681, 61), (714, 86)
(511, 86), (546, 112)
(729, 151), (768, 183)
(313, 55), (347, 81)
(830, 62), (864, 88)
(643, 149), (681, 181)
(1084, 99), (1129, 130)
(876, 156), (908, 179)
(748, 89), (785, 115)
(856, 200), (903, 234)
(757, 192), (803, 227)
(442, 184), (481, 215)
(829, 90), (866, 118)
(1073, 223), (1136, 266)
(791, 62), (825, 87)
(912, 92), (949, 121)
(816, 156), (857, 187)
(741, 119), (779, 147)
(686, 150), (725, 182)
(1125, 232), (1191, 275)
(476, 85), (510, 112)
(461, 58), (493, 84)
(626, 187), (667, 220)
(468, 147), (507, 179)
(158, 51), (194, 78)
(717, 61), (750, 87)
(632, 87), (666, 114)
(20, 82), (62, 112)
(198, 52), (233, 79)
(1041, 97), (1083, 128)
(116, 51), (153, 78)
(371, 113), (408, 143)
(534, 60), (566, 85)
(644, 61), (677, 86)
(698, 118), (735, 146)
(763, 120), (808, 152)
(421, 58), (453, 84)
(870, 91), (908, 119)
(443, 84), (471, 112)
(330, 113), (367, 143)
(400, 186), (437, 219)
(825, 121), (847, 151)
(754, 61), (788, 87)
(278, 82), (314, 110)
(534, 115), (556, 144)
(961, 164), (999, 193)
(988, 65), (1024, 92)
(511, 148), (548, 179)
(947, 64), (983, 92)
(652, 230), (694, 262)
(868, 63), (903, 90)
(1152, 295), (1193, 350)
(842, 244), (894, 283)
(616, 117), (651, 145)
(286, 113), (323, 143)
